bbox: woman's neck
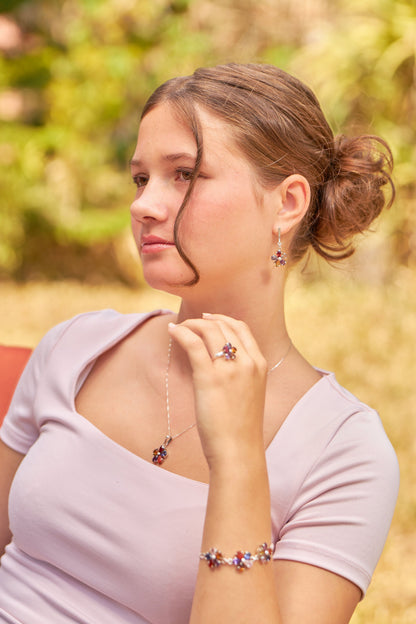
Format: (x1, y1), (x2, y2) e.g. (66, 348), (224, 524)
(175, 281), (290, 369)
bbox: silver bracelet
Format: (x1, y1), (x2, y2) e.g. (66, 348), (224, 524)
(200, 542), (275, 572)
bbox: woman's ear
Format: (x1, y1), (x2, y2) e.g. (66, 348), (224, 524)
(271, 174), (311, 236)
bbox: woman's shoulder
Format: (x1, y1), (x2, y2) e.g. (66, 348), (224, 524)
(299, 369), (384, 428)
(269, 369), (399, 491)
(21, 309), (171, 377)
(44, 308), (170, 345)
(312, 372), (396, 455)
(53, 308), (164, 332)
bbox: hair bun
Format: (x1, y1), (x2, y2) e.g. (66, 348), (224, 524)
(307, 134), (395, 262)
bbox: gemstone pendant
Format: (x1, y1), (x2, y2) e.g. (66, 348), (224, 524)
(152, 435), (172, 466)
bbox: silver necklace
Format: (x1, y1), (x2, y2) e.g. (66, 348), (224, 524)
(152, 338), (195, 465)
(267, 340), (292, 374)
(151, 337), (292, 466)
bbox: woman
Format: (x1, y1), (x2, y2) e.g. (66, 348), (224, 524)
(0, 63), (399, 624)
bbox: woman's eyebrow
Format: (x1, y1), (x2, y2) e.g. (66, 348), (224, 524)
(129, 152), (196, 168)
(164, 152), (196, 162)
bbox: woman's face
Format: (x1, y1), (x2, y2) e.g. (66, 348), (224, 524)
(130, 103), (276, 295)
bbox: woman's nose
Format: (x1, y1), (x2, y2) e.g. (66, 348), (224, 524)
(130, 182), (170, 223)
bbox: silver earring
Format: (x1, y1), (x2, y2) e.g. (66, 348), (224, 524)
(271, 228), (287, 267)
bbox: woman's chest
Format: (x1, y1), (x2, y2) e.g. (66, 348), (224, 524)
(9, 421), (208, 622)
(74, 334), (212, 483)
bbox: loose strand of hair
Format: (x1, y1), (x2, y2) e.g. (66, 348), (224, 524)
(172, 99), (204, 286)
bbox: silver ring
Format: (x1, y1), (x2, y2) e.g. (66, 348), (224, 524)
(212, 342), (237, 361)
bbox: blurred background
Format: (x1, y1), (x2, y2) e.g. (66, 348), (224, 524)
(0, 1), (415, 622)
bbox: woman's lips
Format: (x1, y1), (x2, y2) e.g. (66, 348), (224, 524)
(140, 236), (175, 254)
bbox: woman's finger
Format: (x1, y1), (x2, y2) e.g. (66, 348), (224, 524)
(169, 316), (266, 381)
(202, 313), (267, 368)
(167, 322), (222, 373)
(170, 317), (250, 365)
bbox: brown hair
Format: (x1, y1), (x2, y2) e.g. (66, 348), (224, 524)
(141, 63), (394, 284)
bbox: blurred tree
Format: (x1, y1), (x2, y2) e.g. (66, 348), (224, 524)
(0, 0), (414, 283)
(0, 0), (212, 283)
(288, 0), (416, 272)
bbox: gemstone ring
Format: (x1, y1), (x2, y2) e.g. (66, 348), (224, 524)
(212, 342), (237, 361)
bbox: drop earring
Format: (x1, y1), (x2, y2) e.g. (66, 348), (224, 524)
(271, 228), (287, 267)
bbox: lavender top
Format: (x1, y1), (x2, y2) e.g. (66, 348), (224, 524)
(0, 310), (399, 624)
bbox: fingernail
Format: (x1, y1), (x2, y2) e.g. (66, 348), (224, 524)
(202, 312), (212, 318)
(168, 322), (177, 328)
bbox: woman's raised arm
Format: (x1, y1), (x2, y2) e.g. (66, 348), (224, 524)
(169, 314), (363, 624)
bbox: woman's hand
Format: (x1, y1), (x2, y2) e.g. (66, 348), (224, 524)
(168, 313), (268, 469)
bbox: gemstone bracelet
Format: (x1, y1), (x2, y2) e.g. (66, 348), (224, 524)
(200, 542), (274, 572)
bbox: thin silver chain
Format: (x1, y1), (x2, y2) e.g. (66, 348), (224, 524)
(165, 337), (197, 441)
(267, 340), (292, 374)
(164, 337), (292, 441)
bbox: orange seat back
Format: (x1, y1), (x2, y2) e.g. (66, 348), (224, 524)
(0, 346), (32, 425)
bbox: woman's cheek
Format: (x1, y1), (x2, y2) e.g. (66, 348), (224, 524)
(130, 216), (142, 249)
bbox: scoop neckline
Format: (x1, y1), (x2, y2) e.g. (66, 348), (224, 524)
(68, 309), (330, 487)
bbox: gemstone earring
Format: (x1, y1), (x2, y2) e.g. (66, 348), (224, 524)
(271, 228), (287, 267)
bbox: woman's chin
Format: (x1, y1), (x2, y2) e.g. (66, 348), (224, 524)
(141, 267), (196, 294)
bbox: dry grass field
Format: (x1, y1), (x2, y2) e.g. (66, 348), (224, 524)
(1, 270), (415, 623)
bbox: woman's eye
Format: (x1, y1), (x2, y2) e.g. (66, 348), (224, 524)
(176, 169), (194, 182)
(133, 175), (148, 188)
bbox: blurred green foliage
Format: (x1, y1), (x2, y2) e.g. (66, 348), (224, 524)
(0, 0), (414, 283)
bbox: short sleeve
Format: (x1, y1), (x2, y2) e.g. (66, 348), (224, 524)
(273, 408), (400, 596)
(0, 320), (72, 454)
